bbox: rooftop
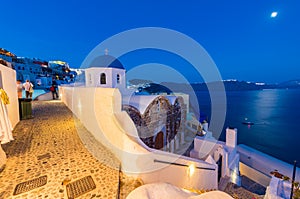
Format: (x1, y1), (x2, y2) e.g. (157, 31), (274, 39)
(88, 54), (125, 70)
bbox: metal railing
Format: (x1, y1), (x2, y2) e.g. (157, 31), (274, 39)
(154, 159), (215, 171)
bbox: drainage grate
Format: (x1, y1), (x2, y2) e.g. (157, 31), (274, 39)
(37, 153), (51, 160)
(66, 176), (96, 199)
(13, 175), (47, 195)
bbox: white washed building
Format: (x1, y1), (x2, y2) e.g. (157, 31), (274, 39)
(60, 53), (222, 191)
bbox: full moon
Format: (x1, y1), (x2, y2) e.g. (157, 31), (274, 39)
(271, 11), (278, 18)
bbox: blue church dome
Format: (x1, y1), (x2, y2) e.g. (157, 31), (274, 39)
(89, 55), (125, 70)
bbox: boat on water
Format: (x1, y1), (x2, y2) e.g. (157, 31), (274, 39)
(242, 117), (254, 125)
(242, 121), (254, 125)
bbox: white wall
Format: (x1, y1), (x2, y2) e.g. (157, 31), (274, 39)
(0, 64), (19, 127)
(191, 135), (240, 185)
(60, 86), (218, 190)
(111, 68), (126, 88)
(238, 144), (300, 182)
(239, 162), (271, 187)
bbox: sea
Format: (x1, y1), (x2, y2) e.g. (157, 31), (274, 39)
(194, 89), (300, 165)
(21, 89), (46, 99)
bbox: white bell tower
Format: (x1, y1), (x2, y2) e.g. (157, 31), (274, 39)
(85, 52), (126, 90)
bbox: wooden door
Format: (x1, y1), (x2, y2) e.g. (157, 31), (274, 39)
(154, 131), (164, 150)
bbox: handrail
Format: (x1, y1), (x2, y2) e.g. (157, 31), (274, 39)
(154, 159), (215, 171)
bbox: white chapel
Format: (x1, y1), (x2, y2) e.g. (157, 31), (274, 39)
(84, 54), (126, 90)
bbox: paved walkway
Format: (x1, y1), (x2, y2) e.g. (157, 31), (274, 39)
(0, 101), (121, 198)
(0, 100), (265, 199)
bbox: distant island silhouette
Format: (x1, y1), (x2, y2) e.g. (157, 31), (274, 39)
(129, 79), (300, 93)
(128, 79), (300, 93)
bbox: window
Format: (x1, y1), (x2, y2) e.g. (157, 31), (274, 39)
(88, 73), (92, 85)
(100, 73), (106, 84)
(117, 74), (120, 84)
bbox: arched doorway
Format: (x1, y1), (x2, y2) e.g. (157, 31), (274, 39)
(217, 155), (223, 182)
(154, 131), (164, 150)
(100, 73), (106, 84)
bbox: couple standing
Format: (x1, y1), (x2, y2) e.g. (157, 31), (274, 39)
(23, 80), (34, 99)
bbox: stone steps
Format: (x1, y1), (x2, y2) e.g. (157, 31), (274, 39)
(219, 176), (230, 191)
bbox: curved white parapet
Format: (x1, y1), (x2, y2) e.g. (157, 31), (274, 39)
(126, 182), (198, 199)
(34, 91), (52, 101)
(188, 191), (233, 199)
(61, 86), (218, 190)
(126, 183), (233, 199)
(238, 144), (300, 182)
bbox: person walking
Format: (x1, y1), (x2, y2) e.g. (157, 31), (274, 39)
(23, 80), (33, 99)
(50, 84), (58, 99)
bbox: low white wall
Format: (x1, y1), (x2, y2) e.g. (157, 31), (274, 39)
(238, 144), (300, 182)
(192, 136), (240, 185)
(0, 64), (19, 128)
(240, 162), (271, 187)
(264, 176), (291, 199)
(35, 91), (53, 101)
(60, 86), (218, 190)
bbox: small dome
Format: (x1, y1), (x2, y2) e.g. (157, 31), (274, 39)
(89, 55), (124, 69)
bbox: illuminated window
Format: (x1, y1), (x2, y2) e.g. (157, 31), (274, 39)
(88, 73), (92, 85)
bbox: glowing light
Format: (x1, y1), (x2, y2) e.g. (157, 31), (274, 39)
(271, 12), (278, 18)
(50, 60), (67, 65)
(231, 168), (240, 185)
(188, 164), (195, 177)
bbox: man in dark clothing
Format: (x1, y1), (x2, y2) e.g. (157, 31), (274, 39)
(50, 85), (58, 99)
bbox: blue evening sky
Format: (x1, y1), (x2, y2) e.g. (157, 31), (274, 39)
(1, 0), (299, 83)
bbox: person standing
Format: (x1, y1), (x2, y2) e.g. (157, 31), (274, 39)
(23, 80), (33, 99)
(50, 84), (58, 99)
(29, 83), (34, 99)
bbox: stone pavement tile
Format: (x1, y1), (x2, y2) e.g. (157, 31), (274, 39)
(0, 101), (120, 198)
(224, 182), (264, 199)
